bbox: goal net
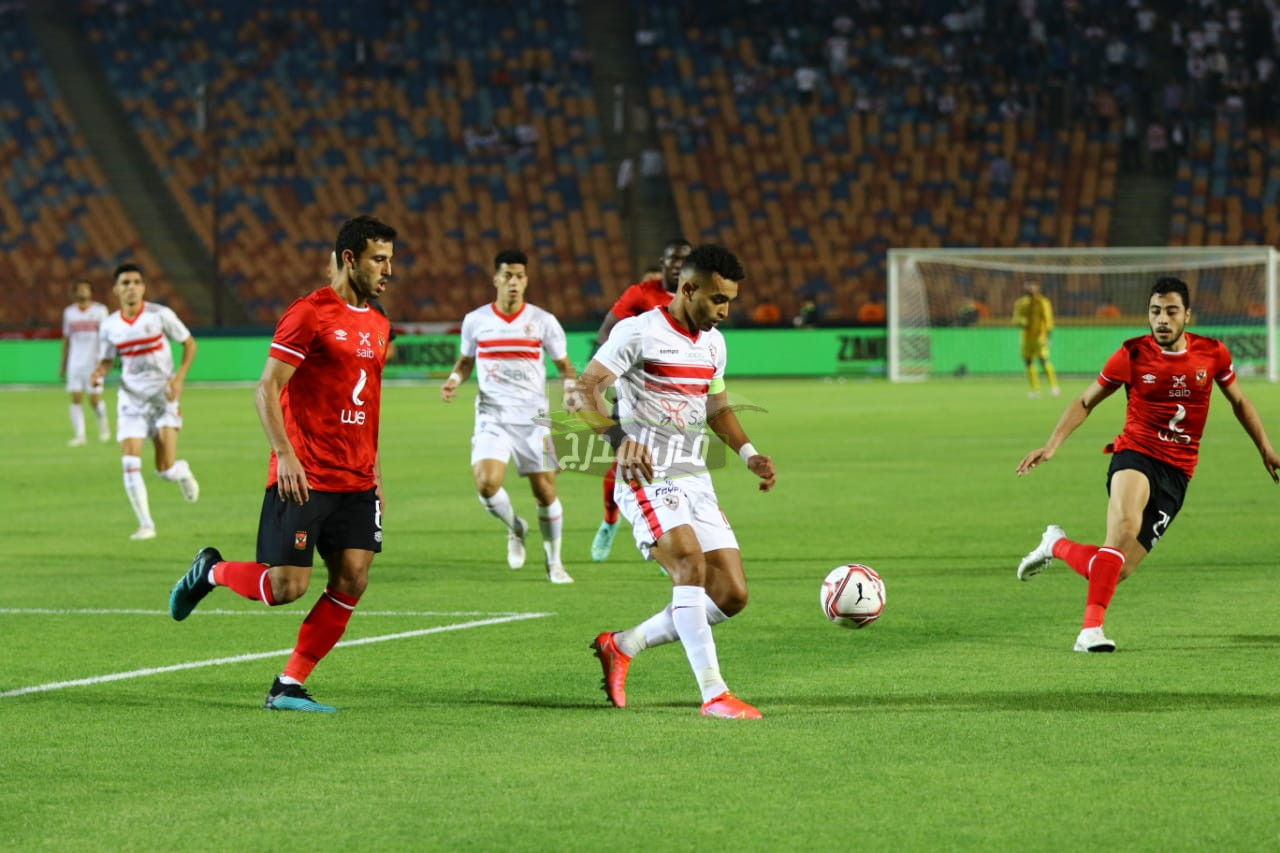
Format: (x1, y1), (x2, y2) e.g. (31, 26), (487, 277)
(887, 247), (1279, 382)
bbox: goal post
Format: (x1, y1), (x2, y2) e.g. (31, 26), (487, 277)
(887, 247), (1279, 382)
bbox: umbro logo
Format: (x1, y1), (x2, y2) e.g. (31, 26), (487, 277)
(1142, 373), (1156, 384)
(334, 329), (349, 341)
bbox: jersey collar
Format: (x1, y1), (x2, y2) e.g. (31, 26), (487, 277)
(491, 302), (526, 324)
(659, 306), (699, 342)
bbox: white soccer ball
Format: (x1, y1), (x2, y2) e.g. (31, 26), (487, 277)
(820, 564), (886, 629)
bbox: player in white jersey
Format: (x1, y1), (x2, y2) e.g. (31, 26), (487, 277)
(90, 263), (200, 540)
(441, 248), (579, 584)
(571, 244), (776, 719)
(61, 279), (111, 445)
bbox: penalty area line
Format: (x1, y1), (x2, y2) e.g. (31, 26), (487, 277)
(0, 611), (552, 700)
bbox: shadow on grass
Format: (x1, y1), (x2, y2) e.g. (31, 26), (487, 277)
(784, 689), (1279, 712)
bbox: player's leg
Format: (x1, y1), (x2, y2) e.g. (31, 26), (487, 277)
(152, 405), (199, 502)
(591, 460), (621, 561)
(89, 386), (110, 441)
(67, 386), (86, 445)
(471, 420), (528, 568)
(528, 471), (571, 583)
(170, 484), (320, 619)
(117, 415), (156, 539)
(1074, 468), (1151, 651)
(268, 489), (380, 712)
(1022, 342), (1040, 396)
(1040, 352), (1060, 396)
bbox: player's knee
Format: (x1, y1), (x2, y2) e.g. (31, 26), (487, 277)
(716, 584), (748, 616)
(474, 478), (501, 498)
(270, 573), (310, 604)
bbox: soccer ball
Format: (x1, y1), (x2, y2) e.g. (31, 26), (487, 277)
(820, 564), (886, 628)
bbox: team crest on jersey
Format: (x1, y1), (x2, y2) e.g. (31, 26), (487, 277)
(662, 491), (681, 510)
(1195, 368), (1208, 386)
(294, 531), (308, 549)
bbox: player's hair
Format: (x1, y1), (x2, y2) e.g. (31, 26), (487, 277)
(683, 244), (746, 283)
(113, 263), (142, 282)
(1152, 276), (1190, 311)
(335, 215), (396, 263)
(663, 237), (691, 252)
(71, 278), (92, 292)
(494, 248), (528, 269)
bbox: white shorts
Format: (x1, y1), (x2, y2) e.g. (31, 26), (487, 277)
(470, 416), (557, 475)
(116, 390), (182, 441)
(65, 368), (104, 395)
(614, 472), (738, 560)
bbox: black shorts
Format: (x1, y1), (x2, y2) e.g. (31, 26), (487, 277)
(1106, 450), (1189, 552)
(256, 485), (382, 567)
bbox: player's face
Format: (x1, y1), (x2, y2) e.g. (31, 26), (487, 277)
(114, 272), (145, 310)
(660, 244), (691, 292)
(683, 271), (738, 331)
(493, 262), (528, 308)
(71, 282), (92, 306)
(347, 239), (393, 302)
(1148, 291), (1189, 351)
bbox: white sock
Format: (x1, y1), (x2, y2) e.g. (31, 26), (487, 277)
(69, 404), (85, 439)
(94, 400), (109, 433)
(617, 592), (728, 658)
(538, 499), (563, 565)
(157, 459), (192, 482)
(670, 585), (727, 703)
(122, 455), (154, 529)
(479, 488), (518, 530)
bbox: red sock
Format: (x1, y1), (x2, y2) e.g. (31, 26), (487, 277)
(1052, 538), (1098, 580)
(602, 460), (620, 524)
(283, 588), (360, 683)
(212, 560), (277, 605)
(1082, 547), (1125, 628)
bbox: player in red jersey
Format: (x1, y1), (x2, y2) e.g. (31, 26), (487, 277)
(167, 215), (397, 712)
(589, 237), (691, 561)
(1015, 277), (1279, 652)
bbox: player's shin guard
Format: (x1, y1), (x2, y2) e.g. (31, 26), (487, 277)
(602, 462), (620, 524)
(213, 561), (277, 605)
(670, 585), (728, 703)
(1082, 547), (1125, 629)
(539, 499), (563, 565)
(479, 487), (518, 529)
(122, 455), (153, 528)
(283, 587), (360, 683)
(69, 404), (85, 439)
(617, 592), (731, 657)
(1052, 538), (1098, 579)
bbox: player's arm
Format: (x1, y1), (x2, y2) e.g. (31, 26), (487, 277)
(89, 355), (114, 386)
(1011, 298), (1027, 328)
(440, 355), (474, 402)
(254, 356), (309, 505)
(1219, 380), (1280, 483)
(59, 335), (69, 379)
(575, 358), (654, 482)
(1016, 380), (1119, 475)
(551, 355), (581, 409)
(707, 386), (775, 492)
(167, 334), (197, 401)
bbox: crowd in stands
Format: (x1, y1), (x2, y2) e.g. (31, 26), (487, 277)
(2, 0), (1278, 331)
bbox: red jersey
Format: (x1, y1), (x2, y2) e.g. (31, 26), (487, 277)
(610, 279), (674, 319)
(266, 287), (390, 492)
(1098, 331), (1236, 478)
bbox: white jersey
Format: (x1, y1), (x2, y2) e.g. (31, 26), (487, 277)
(98, 302), (192, 400)
(460, 302), (567, 423)
(63, 301), (109, 377)
(593, 306), (725, 476)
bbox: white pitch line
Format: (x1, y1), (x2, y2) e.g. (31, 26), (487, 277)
(0, 608), (534, 618)
(0, 611), (551, 699)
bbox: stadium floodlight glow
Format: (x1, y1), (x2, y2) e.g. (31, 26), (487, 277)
(887, 246), (1279, 382)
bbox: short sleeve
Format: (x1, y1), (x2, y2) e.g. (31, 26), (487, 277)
(159, 306), (192, 344)
(541, 312), (568, 362)
(1214, 340), (1236, 387)
(1098, 345), (1129, 387)
(269, 297), (318, 367)
(594, 315), (642, 377)
(609, 285), (641, 319)
(459, 312), (478, 358)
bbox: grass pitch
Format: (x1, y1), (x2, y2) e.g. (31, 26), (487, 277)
(3, 377), (1280, 850)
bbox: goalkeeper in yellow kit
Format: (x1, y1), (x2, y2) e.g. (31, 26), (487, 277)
(1012, 280), (1059, 398)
